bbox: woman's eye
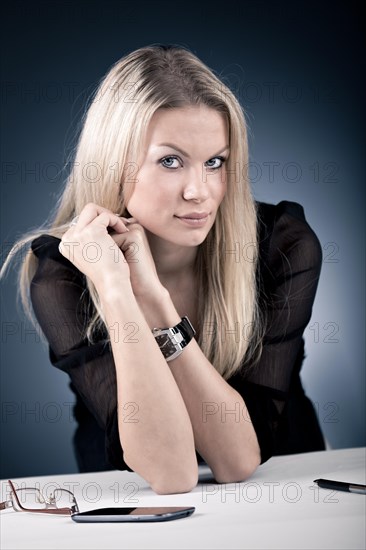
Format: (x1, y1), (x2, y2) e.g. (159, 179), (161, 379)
(205, 156), (226, 170)
(160, 156), (181, 169)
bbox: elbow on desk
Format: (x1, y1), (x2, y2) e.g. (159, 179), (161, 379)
(149, 464), (199, 495)
(151, 473), (198, 495)
(124, 454), (199, 495)
(212, 454), (261, 484)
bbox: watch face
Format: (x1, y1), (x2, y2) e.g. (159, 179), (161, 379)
(153, 326), (187, 360)
(155, 335), (176, 355)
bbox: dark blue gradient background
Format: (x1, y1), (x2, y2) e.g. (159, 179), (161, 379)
(1, 0), (365, 478)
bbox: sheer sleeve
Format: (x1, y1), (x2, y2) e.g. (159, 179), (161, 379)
(226, 201), (324, 464)
(30, 235), (132, 471)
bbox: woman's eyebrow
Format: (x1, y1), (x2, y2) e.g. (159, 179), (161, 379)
(156, 143), (230, 159)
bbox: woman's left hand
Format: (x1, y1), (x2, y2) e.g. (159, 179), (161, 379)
(111, 217), (166, 302)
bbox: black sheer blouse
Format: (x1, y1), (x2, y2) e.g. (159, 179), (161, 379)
(29, 200), (325, 472)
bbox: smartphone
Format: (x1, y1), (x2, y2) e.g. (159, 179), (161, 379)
(71, 506), (195, 523)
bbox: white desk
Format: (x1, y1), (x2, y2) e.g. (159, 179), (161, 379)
(1, 448), (365, 550)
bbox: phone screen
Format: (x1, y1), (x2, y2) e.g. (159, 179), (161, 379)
(71, 506), (195, 523)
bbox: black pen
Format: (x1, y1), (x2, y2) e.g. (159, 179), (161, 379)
(314, 478), (366, 494)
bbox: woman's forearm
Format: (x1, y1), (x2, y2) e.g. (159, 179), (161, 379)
(167, 340), (261, 483)
(137, 291), (262, 483)
(96, 279), (198, 494)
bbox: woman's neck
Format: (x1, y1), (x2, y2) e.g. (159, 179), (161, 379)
(146, 231), (198, 284)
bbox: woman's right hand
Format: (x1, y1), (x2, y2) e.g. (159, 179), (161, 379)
(58, 203), (131, 290)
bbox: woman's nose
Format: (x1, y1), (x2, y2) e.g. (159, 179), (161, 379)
(182, 168), (210, 202)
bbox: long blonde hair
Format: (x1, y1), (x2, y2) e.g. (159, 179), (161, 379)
(0, 44), (264, 380)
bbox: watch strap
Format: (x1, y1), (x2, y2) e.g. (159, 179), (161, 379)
(173, 316), (196, 343)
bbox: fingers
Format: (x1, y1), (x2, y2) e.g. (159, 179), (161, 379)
(89, 211), (129, 233)
(121, 216), (138, 225)
(70, 203), (108, 229)
(69, 203), (128, 233)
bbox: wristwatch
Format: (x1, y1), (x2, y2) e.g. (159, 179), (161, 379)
(152, 316), (196, 362)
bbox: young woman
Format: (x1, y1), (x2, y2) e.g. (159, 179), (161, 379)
(1, 44), (325, 494)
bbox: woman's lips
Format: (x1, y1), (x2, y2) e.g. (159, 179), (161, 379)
(175, 214), (210, 227)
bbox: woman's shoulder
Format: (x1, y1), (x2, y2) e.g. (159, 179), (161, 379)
(256, 199), (306, 228)
(255, 199), (323, 268)
(31, 233), (81, 273)
(31, 233), (60, 255)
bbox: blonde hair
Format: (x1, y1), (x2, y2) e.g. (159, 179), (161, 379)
(0, 44), (264, 380)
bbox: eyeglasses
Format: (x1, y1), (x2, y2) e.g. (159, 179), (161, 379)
(0, 480), (79, 515)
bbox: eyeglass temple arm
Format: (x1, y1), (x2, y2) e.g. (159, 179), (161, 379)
(0, 481), (19, 511)
(7, 480), (28, 511)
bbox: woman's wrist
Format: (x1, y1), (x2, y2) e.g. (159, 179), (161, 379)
(95, 273), (135, 304)
(136, 288), (181, 330)
(95, 276), (179, 329)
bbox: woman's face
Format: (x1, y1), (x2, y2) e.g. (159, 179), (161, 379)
(126, 105), (229, 248)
